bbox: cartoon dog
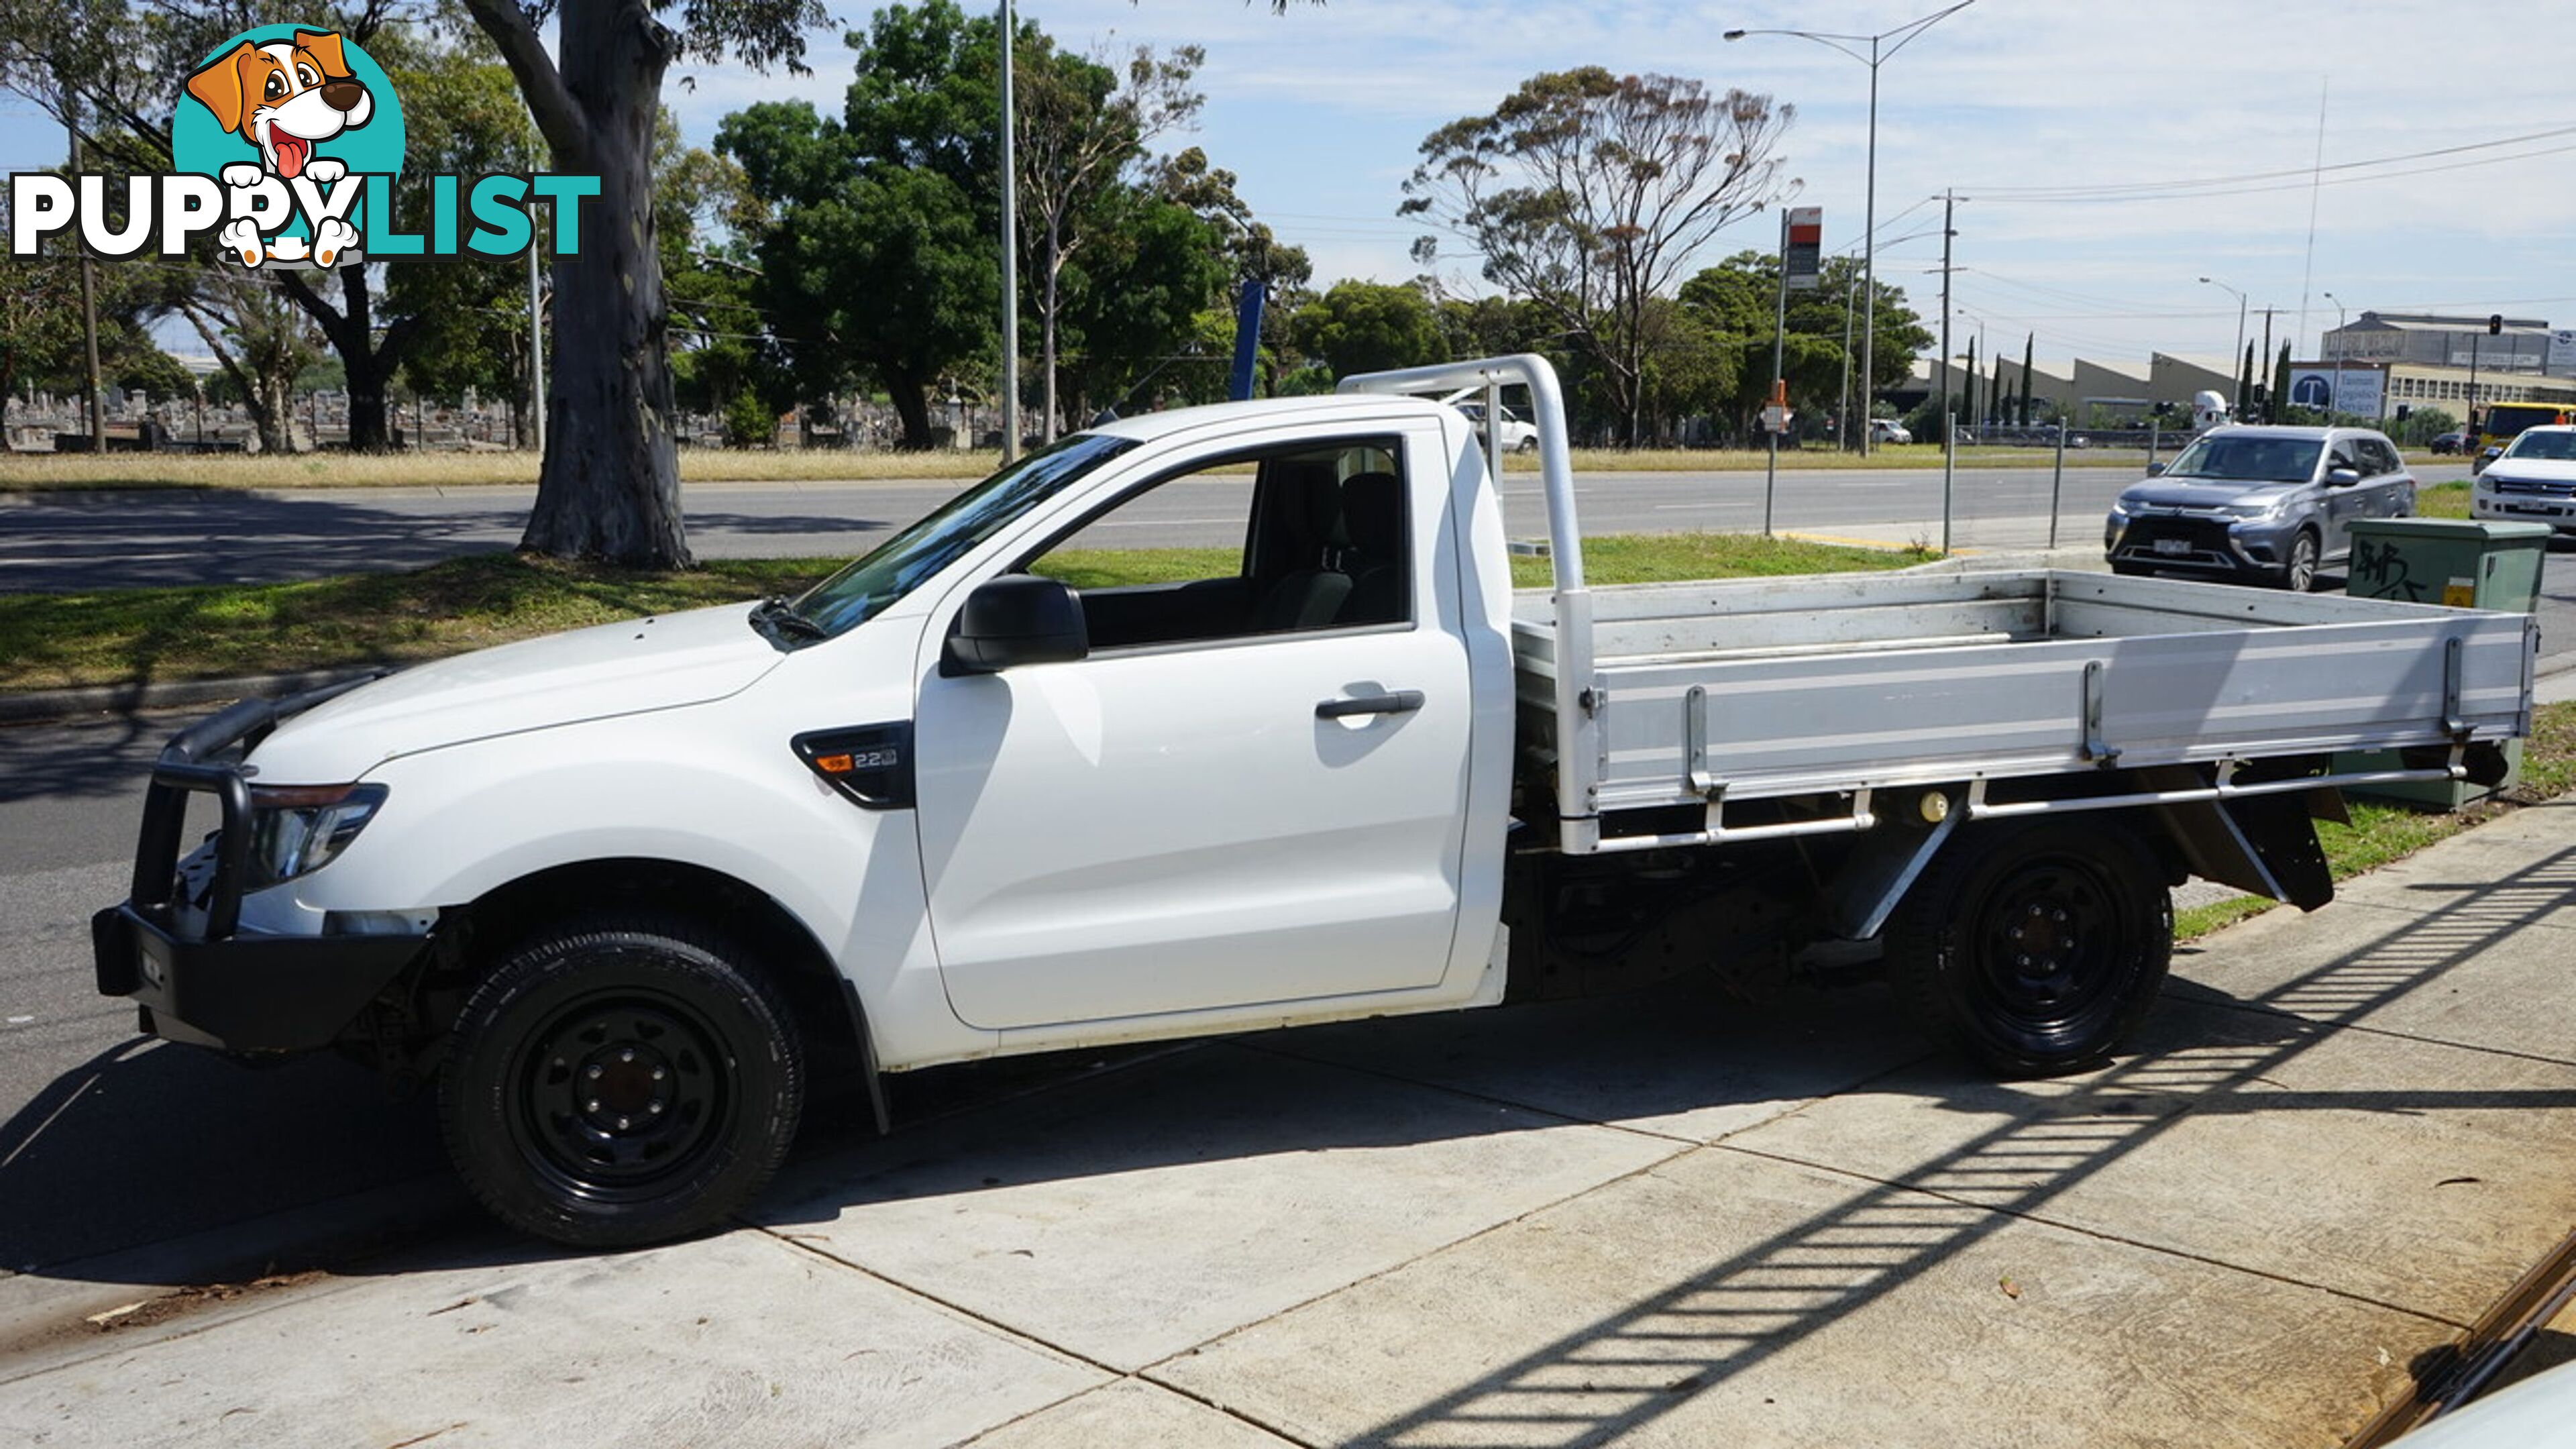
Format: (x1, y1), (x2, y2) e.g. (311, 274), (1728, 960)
(185, 30), (372, 181)
(186, 30), (372, 267)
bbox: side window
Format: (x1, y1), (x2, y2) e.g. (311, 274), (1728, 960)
(2365, 439), (2402, 475)
(2328, 441), (2360, 475)
(1022, 437), (1409, 653)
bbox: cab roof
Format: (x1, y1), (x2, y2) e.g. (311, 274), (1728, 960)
(1079, 391), (1450, 445)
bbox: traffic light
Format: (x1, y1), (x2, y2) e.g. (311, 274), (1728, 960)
(2489, 314), (2504, 336)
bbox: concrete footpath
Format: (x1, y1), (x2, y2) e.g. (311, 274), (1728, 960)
(3, 801), (2575, 1447)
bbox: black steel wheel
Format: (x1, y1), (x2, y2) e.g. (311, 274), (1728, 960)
(440, 917), (803, 1248)
(1889, 820), (2171, 1076)
(2281, 530), (2320, 593)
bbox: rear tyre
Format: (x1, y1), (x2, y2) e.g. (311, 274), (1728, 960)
(1515, 436), (1540, 453)
(439, 916), (804, 1248)
(1888, 820), (2171, 1076)
(2280, 530), (2321, 592)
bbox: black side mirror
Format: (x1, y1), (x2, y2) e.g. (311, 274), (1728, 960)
(943, 575), (1088, 676)
(2144, 462), (2166, 478)
(2326, 466), (2362, 486)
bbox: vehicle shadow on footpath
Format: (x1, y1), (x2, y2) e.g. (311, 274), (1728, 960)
(0, 1036), (447, 1276)
(1330, 840), (2576, 1449)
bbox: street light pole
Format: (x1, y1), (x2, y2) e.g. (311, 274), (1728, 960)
(2323, 290), (2347, 420)
(2199, 276), (2245, 415)
(998, 0), (1020, 464)
(1727, 1), (1979, 456)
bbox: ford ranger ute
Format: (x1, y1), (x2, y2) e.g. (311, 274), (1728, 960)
(93, 356), (2534, 1246)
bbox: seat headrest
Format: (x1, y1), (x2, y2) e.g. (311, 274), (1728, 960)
(1340, 471), (1403, 557)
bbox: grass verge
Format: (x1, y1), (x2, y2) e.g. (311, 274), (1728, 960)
(0, 533), (1915, 694)
(2418, 481), (2470, 519)
(2173, 699), (2576, 941)
(0, 441), (2124, 493)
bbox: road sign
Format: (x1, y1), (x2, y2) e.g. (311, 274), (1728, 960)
(1783, 207), (1823, 290)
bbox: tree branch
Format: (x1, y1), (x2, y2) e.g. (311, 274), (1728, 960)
(460, 0), (590, 166)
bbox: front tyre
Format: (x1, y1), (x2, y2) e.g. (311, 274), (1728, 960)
(440, 918), (804, 1248)
(2280, 529), (2321, 593)
(1889, 821), (2171, 1076)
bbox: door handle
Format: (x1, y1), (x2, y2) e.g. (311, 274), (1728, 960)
(1316, 690), (1424, 720)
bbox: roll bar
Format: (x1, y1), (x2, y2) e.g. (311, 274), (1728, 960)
(1337, 354), (1583, 592)
(1339, 354), (1599, 842)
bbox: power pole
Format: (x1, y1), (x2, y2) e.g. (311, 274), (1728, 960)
(1939, 189), (1955, 555)
(527, 241), (545, 453)
(998, 0), (1020, 464)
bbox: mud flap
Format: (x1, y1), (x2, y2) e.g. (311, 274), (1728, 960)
(2155, 791), (2335, 911)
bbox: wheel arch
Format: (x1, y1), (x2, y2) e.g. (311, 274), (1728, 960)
(449, 857), (885, 1125)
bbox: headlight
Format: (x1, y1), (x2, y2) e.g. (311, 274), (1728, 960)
(2106, 497), (2133, 519)
(2224, 497), (2288, 520)
(246, 783), (388, 889)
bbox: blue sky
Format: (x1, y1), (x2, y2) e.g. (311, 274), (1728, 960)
(11, 0), (2569, 368)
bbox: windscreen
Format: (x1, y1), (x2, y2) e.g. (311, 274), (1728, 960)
(2503, 429), (2576, 462)
(794, 433), (1137, 637)
(2161, 435), (2322, 484)
(2486, 406), (2567, 441)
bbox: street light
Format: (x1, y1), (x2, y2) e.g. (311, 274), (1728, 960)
(2199, 276), (2246, 415)
(2322, 290), (2348, 419)
(1727, 0), (1979, 455)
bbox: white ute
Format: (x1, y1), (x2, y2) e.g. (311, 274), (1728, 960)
(93, 356), (2538, 1246)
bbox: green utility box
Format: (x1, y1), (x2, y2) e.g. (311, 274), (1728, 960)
(2339, 517), (2551, 807)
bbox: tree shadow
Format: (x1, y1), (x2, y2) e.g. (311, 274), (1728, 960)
(1340, 842), (2576, 1449)
(0, 490), (906, 595)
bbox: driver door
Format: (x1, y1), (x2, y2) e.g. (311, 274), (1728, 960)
(910, 425), (1474, 1031)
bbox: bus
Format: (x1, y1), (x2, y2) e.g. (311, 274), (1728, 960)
(2474, 401), (2576, 451)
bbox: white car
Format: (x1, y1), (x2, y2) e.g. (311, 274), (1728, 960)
(1868, 419), (1912, 445)
(2470, 424), (2576, 535)
(89, 356), (2534, 1249)
(1450, 398), (1540, 452)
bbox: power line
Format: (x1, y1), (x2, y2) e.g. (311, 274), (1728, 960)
(1968, 119), (2576, 200)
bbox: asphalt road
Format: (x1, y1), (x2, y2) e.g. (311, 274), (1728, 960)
(1, 462), (2396, 593)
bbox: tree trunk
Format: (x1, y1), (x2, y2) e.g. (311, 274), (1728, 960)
(882, 366), (934, 449)
(1040, 218), (1063, 445)
(284, 268), (399, 451)
(508, 0), (688, 568)
(254, 368), (298, 454)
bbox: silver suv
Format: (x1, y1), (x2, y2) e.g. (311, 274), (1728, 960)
(2104, 425), (2417, 591)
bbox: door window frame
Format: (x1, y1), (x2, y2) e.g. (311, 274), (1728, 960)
(1005, 431), (1421, 661)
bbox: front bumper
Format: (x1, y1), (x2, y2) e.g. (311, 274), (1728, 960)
(2107, 511), (2296, 580)
(92, 675), (428, 1054)
(93, 904), (425, 1053)
(2474, 482), (2576, 534)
